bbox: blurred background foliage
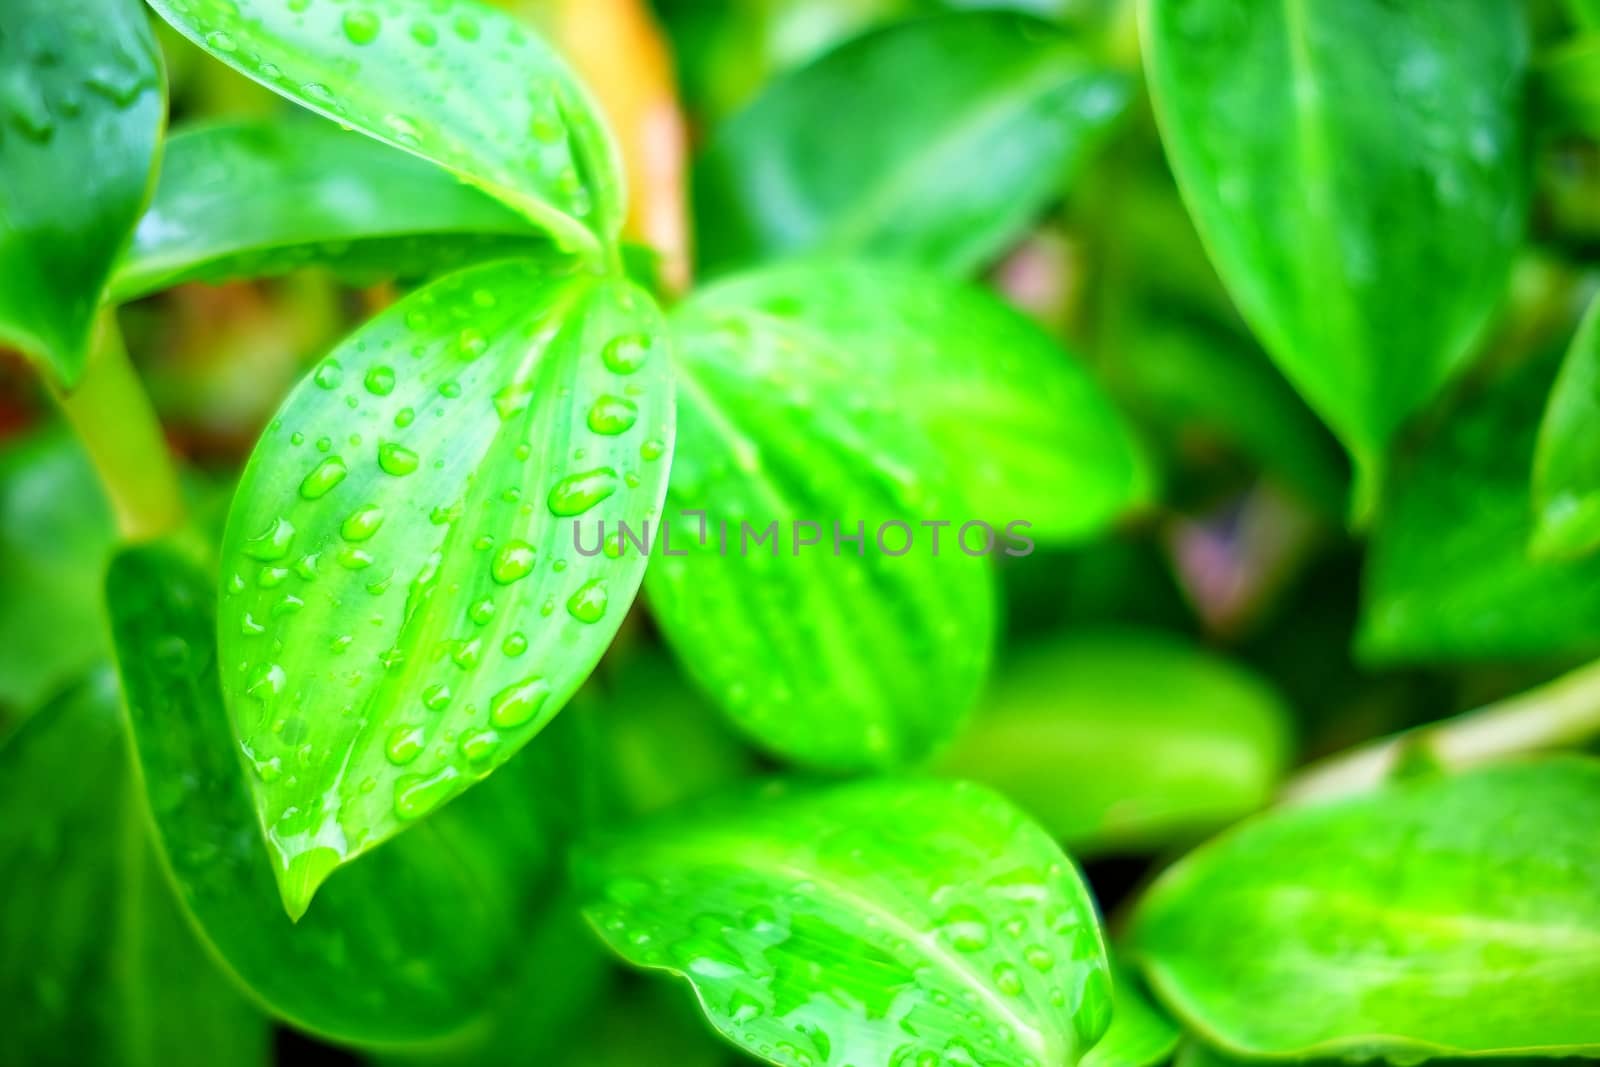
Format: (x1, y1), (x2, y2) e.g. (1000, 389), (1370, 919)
(5, 0), (1600, 1063)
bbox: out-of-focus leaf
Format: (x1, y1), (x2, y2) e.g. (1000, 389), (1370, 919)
(679, 261), (1152, 540)
(1083, 956), (1182, 1067)
(577, 651), (754, 819)
(112, 119), (554, 301)
(648, 283), (995, 771)
(0, 669), (268, 1066)
(1140, 0), (1528, 517)
(0, 427), (116, 717)
(216, 259), (673, 918)
(1532, 295), (1600, 559)
(547, 982), (738, 1067)
(938, 630), (1292, 854)
(1538, 37), (1600, 139)
(1131, 758), (1600, 1059)
(696, 12), (1131, 277)
(0, 0), (163, 384)
(1360, 353), (1600, 662)
(579, 778), (1113, 1067)
(145, 0), (622, 253)
(108, 545), (589, 1046)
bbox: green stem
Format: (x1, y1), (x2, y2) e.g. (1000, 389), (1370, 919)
(48, 311), (184, 542)
(1282, 657), (1600, 804)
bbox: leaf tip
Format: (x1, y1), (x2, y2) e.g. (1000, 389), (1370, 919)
(274, 845), (342, 922)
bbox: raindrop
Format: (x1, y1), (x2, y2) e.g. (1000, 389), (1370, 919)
(313, 359), (343, 389)
(378, 441), (419, 476)
(602, 333), (652, 375)
(242, 517), (295, 562)
(364, 365), (395, 396)
(490, 676), (550, 728)
(566, 579), (608, 623)
(492, 540), (536, 583)
(548, 468), (618, 516)
(385, 725), (425, 765)
(341, 505), (385, 541)
(342, 9), (381, 45)
(587, 395), (638, 435)
(394, 766), (461, 820)
(298, 456), (347, 499)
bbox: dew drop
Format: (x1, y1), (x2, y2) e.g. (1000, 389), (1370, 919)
(394, 765), (461, 820)
(385, 724), (425, 765)
(640, 438), (666, 461)
(490, 676), (550, 728)
(566, 579), (608, 624)
(364, 365), (395, 396)
(937, 905), (992, 952)
(313, 359), (343, 389)
(459, 729), (500, 763)
(378, 441), (419, 476)
(242, 517), (295, 562)
(548, 468), (618, 516)
(587, 394), (638, 435)
(298, 455), (347, 499)
(422, 683), (451, 711)
(492, 541), (536, 583)
(602, 333), (652, 374)
(341, 505), (385, 541)
(342, 9), (381, 44)
(502, 632), (528, 657)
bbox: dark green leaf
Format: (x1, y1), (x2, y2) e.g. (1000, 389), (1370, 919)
(217, 258), (673, 917)
(579, 778), (1113, 1067)
(1140, 0), (1528, 517)
(1131, 758), (1600, 1059)
(0, 669), (268, 1066)
(0, 0), (163, 384)
(1532, 295), (1600, 559)
(112, 119), (553, 301)
(696, 12), (1131, 277)
(648, 282), (996, 771)
(678, 261), (1152, 540)
(0, 427), (116, 718)
(145, 0), (622, 254)
(108, 544), (590, 1046)
(1359, 353), (1600, 662)
(1537, 37), (1600, 140)
(938, 631), (1292, 854)
(1083, 956), (1181, 1067)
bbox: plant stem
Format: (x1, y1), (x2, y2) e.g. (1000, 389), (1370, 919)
(48, 311), (185, 542)
(1282, 657), (1600, 805)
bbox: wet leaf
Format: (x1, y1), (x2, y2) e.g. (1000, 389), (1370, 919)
(1140, 0), (1528, 517)
(108, 544), (591, 1045)
(647, 281), (996, 771)
(1131, 758), (1600, 1059)
(696, 11), (1131, 278)
(113, 118), (554, 301)
(0, 668), (268, 1067)
(579, 778), (1113, 1067)
(216, 258), (672, 918)
(677, 260), (1152, 541)
(145, 0), (623, 254)
(938, 630), (1292, 854)
(0, 0), (163, 384)
(0, 427), (116, 718)
(1532, 295), (1600, 560)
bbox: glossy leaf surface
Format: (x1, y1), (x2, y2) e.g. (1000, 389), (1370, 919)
(1140, 0), (1527, 515)
(0, 0), (163, 384)
(648, 290), (995, 770)
(0, 670), (268, 1067)
(113, 119), (551, 301)
(580, 778), (1113, 1067)
(1532, 295), (1600, 560)
(1082, 957), (1181, 1067)
(1360, 355), (1600, 662)
(938, 631), (1292, 854)
(218, 258), (672, 916)
(109, 545), (587, 1045)
(696, 11), (1131, 277)
(1131, 758), (1600, 1059)
(146, 0), (622, 253)
(0, 427), (115, 716)
(680, 261), (1152, 541)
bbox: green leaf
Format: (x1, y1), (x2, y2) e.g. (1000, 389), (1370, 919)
(1083, 956), (1181, 1067)
(937, 630), (1293, 854)
(647, 285), (996, 771)
(1359, 353), (1600, 662)
(144, 0), (622, 255)
(0, 427), (116, 718)
(0, 669), (268, 1066)
(1139, 0), (1528, 518)
(0, 0), (163, 384)
(217, 258), (673, 917)
(578, 778), (1113, 1067)
(1538, 37), (1600, 140)
(1130, 757), (1600, 1059)
(677, 260), (1152, 541)
(108, 544), (590, 1046)
(112, 119), (554, 301)
(695, 11), (1132, 277)
(1532, 295), (1600, 560)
